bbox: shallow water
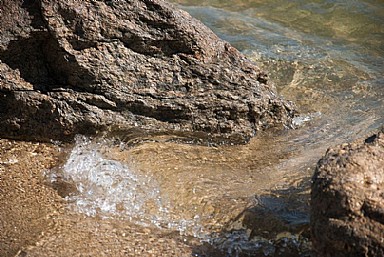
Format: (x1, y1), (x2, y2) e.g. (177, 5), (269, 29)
(48, 1), (383, 256)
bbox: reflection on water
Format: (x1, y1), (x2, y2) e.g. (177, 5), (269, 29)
(48, 0), (382, 255)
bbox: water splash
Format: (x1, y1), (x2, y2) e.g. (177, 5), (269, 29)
(47, 136), (209, 237)
(292, 112), (321, 128)
(48, 136), (166, 225)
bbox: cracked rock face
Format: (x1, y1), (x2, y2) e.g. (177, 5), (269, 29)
(0, 0), (295, 143)
(311, 130), (384, 257)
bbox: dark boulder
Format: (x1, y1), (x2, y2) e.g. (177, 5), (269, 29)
(0, 0), (295, 142)
(311, 129), (384, 257)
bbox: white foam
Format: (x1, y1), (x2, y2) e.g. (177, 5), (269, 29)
(60, 136), (166, 224)
(50, 136), (205, 237)
(292, 111), (321, 127)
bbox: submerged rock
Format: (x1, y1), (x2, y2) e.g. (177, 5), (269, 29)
(311, 129), (384, 257)
(0, 0), (295, 143)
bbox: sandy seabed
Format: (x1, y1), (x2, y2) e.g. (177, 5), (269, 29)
(0, 139), (199, 257)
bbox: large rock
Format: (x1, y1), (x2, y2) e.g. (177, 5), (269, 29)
(311, 129), (384, 257)
(0, 0), (295, 142)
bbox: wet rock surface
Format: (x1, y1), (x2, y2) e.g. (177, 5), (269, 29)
(0, 0), (295, 143)
(311, 129), (384, 257)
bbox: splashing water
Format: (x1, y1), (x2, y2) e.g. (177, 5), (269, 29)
(48, 136), (167, 226)
(47, 136), (209, 238)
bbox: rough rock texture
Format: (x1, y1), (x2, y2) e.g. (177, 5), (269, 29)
(0, 0), (295, 143)
(311, 130), (384, 257)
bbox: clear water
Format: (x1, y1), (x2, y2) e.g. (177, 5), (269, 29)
(47, 136), (206, 237)
(59, 136), (165, 223)
(48, 1), (383, 256)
